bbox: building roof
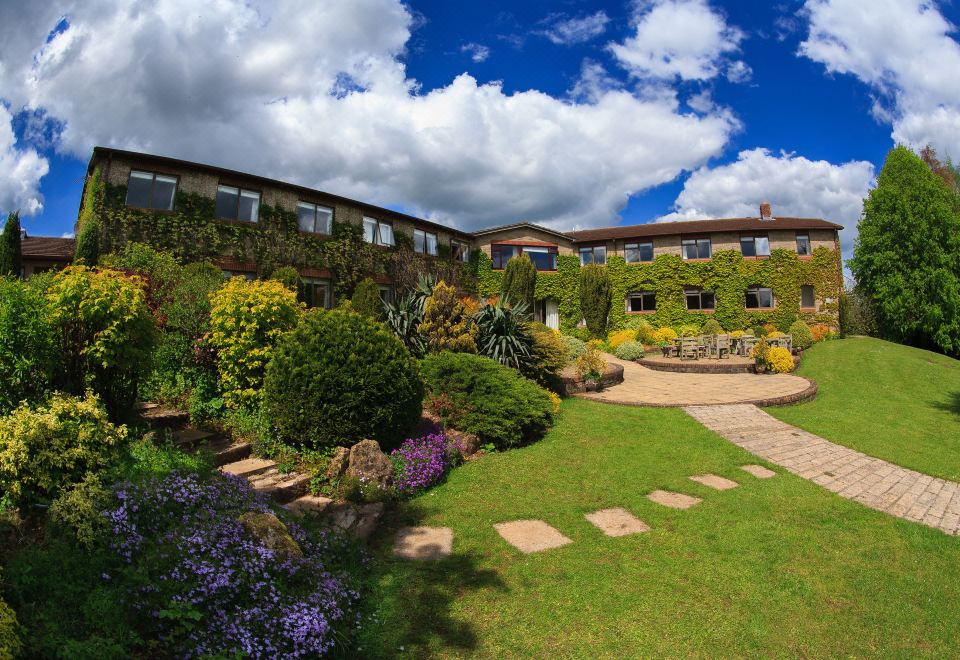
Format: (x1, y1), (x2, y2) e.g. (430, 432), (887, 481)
(21, 236), (75, 260)
(91, 146), (474, 239)
(471, 221), (572, 241)
(566, 216), (843, 243)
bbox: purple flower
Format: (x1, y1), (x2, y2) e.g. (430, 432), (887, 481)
(389, 433), (459, 496)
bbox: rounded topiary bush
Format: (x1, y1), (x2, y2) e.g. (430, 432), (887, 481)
(614, 340), (644, 361)
(562, 335), (587, 361)
(421, 352), (554, 450)
(701, 318), (723, 335)
(789, 319), (814, 350)
(263, 309), (423, 451)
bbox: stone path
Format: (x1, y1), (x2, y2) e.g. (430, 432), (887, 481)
(578, 355), (815, 407)
(685, 404), (960, 535)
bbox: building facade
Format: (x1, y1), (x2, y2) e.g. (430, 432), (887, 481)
(74, 147), (844, 333)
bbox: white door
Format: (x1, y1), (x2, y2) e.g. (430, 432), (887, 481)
(546, 299), (560, 330)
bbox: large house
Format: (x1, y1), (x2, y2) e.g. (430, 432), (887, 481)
(65, 147), (843, 332)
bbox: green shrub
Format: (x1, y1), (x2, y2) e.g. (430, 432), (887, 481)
(0, 212), (22, 278)
(166, 261), (224, 339)
(789, 319), (814, 350)
(0, 595), (21, 660)
(418, 280), (477, 353)
(624, 317), (657, 344)
(752, 324), (769, 338)
(421, 352), (553, 450)
(351, 277), (383, 319)
(562, 335), (587, 361)
(46, 267), (156, 417)
(102, 242), (182, 318)
(701, 318), (723, 335)
(474, 298), (533, 369)
(501, 253), (536, 312)
(268, 265), (301, 291)
(209, 277), (304, 409)
(263, 309), (423, 450)
(74, 215), (100, 266)
(566, 326), (592, 342)
(679, 323), (701, 337)
(0, 277), (55, 415)
(523, 323), (569, 391)
(0, 392), (126, 507)
(575, 344), (607, 381)
(614, 340), (645, 361)
(579, 264), (611, 338)
(49, 473), (111, 549)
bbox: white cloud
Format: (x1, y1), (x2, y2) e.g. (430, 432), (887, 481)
(568, 60), (623, 102)
(0, 105), (48, 216)
(609, 0), (745, 81)
(461, 43), (490, 63)
(725, 60), (752, 83)
(539, 11), (610, 46)
(800, 0), (960, 157)
(661, 148), (875, 262)
(0, 0), (740, 232)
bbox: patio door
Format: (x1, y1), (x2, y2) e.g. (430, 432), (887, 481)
(545, 299), (559, 330)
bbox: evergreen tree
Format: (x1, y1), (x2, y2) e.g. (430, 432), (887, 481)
(500, 252), (536, 314)
(74, 216), (101, 266)
(0, 211), (22, 277)
(850, 146), (960, 355)
(417, 280), (476, 354)
(579, 263), (612, 338)
(351, 277), (383, 319)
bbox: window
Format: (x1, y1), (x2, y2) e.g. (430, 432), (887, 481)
(685, 288), (716, 311)
(626, 291), (656, 313)
(682, 237), (712, 260)
(491, 244), (558, 270)
(796, 233), (811, 256)
(363, 217), (394, 246)
(125, 170), (177, 211)
(740, 235), (770, 257)
(579, 245), (607, 265)
(451, 239), (470, 262)
(296, 202), (333, 234)
(223, 270), (256, 280)
(625, 241), (654, 263)
(414, 229), (438, 256)
(745, 286), (774, 309)
(378, 284), (394, 305)
(800, 284), (816, 309)
(302, 278), (331, 309)
(216, 185), (260, 222)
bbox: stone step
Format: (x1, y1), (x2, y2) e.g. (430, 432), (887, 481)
(249, 470), (312, 504)
(286, 495), (334, 516)
(173, 428), (216, 446)
(139, 405), (189, 429)
(220, 457), (276, 478)
(206, 438), (252, 467)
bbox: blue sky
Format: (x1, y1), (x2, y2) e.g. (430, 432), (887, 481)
(2, 0), (959, 265)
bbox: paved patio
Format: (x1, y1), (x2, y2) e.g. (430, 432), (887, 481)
(577, 356), (815, 407)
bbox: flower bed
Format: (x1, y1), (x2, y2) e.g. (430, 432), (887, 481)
(390, 433), (463, 496)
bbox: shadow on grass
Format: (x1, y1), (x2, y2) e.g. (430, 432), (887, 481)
(360, 502), (507, 656)
(931, 391), (960, 417)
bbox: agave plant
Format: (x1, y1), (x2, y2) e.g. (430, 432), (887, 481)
(384, 293), (427, 357)
(473, 296), (533, 369)
(411, 273), (437, 313)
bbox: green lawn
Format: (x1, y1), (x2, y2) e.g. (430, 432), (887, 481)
(359, 399), (960, 658)
(768, 336), (960, 482)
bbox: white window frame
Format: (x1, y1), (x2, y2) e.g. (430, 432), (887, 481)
(451, 239), (470, 262)
(682, 237), (712, 260)
(126, 170), (178, 211)
(296, 201), (333, 234)
(216, 185), (261, 223)
(745, 286), (775, 309)
(796, 233), (811, 256)
(579, 245), (607, 266)
(414, 228), (438, 256)
(626, 291), (657, 313)
(363, 217), (394, 246)
(625, 241), (654, 263)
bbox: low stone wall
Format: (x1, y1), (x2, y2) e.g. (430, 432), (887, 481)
(561, 363), (624, 395)
(637, 354), (802, 375)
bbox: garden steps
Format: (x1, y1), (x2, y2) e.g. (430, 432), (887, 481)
(221, 457), (276, 478)
(138, 405), (189, 429)
(246, 468), (312, 504)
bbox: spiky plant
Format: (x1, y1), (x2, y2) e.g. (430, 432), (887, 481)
(473, 297), (533, 370)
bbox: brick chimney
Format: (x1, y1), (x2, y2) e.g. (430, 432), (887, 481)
(759, 202), (772, 221)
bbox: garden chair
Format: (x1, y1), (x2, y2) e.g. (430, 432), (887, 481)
(783, 334), (793, 352)
(715, 334), (731, 359)
(741, 336), (759, 357)
(680, 336), (700, 361)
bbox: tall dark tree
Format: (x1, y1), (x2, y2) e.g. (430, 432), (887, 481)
(74, 215), (100, 266)
(850, 146), (960, 356)
(0, 211), (22, 277)
(500, 252), (536, 315)
(579, 263), (612, 338)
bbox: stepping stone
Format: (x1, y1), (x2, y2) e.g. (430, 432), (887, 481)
(584, 508), (650, 537)
(393, 526), (454, 560)
(220, 457), (275, 478)
(494, 519), (572, 554)
(173, 428), (215, 445)
(741, 464), (777, 479)
(286, 495), (334, 516)
(689, 474), (739, 490)
(647, 490), (702, 510)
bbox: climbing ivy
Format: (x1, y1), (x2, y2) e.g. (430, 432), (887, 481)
(478, 247), (841, 332)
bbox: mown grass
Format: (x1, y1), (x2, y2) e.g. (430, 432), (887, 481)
(359, 398), (960, 658)
(769, 336), (960, 482)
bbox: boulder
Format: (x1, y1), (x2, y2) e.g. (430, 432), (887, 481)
(327, 501), (385, 540)
(326, 447), (350, 480)
(238, 511), (303, 558)
(347, 439), (394, 487)
(446, 428), (480, 457)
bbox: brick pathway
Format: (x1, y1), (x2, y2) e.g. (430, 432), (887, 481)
(578, 356), (814, 407)
(685, 404), (960, 535)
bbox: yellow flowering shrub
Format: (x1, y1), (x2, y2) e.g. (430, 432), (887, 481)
(209, 278), (305, 409)
(729, 330), (747, 338)
(606, 329), (638, 349)
(768, 347), (795, 373)
(651, 327), (678, 343)
(0, 392), (126, 506)
(575, 344), (607, 381)
(767, 331), (786, 339)
(0, 596), (20, 660)
(548, 391), (562, 415)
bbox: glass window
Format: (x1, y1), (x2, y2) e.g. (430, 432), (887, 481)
(426, 232), (438, 256)
(625, 242), (654, 263)
(297, 202), (333, 234)
(685, 288), (716, 311)
(378, 285), (393, 305)
(451, 239), (470, 262)
(796, 234), (811, 256)
(125, 170), (177, 211)
(216, 185), (260, 222)
(302, 278), (330, 309)
(627, 291), (656, 312)
(801, 285), (815, 308)
(741, 236), (769, 257)
(363, 217), (393, 246)
(745, 286), (774, 309)
(579, 245), (606, 265)
(682, 238), (711, 260)
(755, 236), (770, 256)
(491, 244), (517, 269)
(414, 229), (438, 255)
(523, 246), (557, 271)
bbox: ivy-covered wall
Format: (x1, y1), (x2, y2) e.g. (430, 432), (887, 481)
(477, 247), (841, 332)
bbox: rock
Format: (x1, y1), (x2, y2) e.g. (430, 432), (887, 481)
(446, 428), (480, 457)
(326, 447), (350, 480)
(327, 501), (384, 540)
(347, 439), (394, 487)
(238, 511), (303, 558)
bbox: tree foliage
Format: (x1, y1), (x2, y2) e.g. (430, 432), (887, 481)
(418, 280), (476, 354)
(321, 222), (381, 300)
(351, 277), (383, 319)
(0, 211), (22, 277)
(850, 146), (960, 356)
(501, 253), (536, 314)
(579, 263), (612, 338)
